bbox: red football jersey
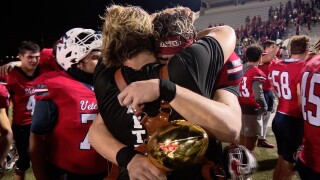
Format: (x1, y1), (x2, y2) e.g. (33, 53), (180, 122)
(0, 84), (9, 109)
(299, 55), (320, 172)
(6, 67), (51, 125)
(34, 71), (109, 175)
(238, 65), (266, 108)
(258, 60), (275, 91)
(214, 52), (243, 89)
(268, 59), (304, 118)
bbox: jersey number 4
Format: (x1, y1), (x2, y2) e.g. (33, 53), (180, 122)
(26, 95), (35, 116)
(80, 113), (97, 150)
(301, 72), (320, 126)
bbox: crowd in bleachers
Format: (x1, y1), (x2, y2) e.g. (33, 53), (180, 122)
(208, 0), (319, 45)
(207, 0), (320, 60)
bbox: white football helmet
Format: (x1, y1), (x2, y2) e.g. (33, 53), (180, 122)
(223, 144), (257, 179)
(56, 28), (101, 71)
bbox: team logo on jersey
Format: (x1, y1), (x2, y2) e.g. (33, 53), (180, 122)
(24, 88), (35, 95)
(80, 100), (98, 111)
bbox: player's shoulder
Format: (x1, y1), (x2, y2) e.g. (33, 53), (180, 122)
(228, 52), (241, 61)
(34, 71), (67, 85)
(251, 66), (265, 77)
(0, 84), (8, 97)
(305, 55), (320, 69)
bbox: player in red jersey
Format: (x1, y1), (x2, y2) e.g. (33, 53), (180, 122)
(257, 40), (279, 148)
(5, 41), (54, 180)
(295, 54), (320, 179)
(269, 35), (310, 180)
(0, 83), (12, 177)
(29, 28), (110, 179)
(238, 45), (267, 152)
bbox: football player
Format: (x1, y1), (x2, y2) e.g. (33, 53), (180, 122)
(296, 54), (320, 179)
(269, 35), (310, 179)
(238, 45), (267, 152)
(0, 83), (12, 177)
(29, 28), (110, 179)
(257, 40), (279, 148)
(5, 41), (54, 180)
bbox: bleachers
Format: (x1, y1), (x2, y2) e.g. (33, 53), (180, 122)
(195, 0), (288, 30)
(283, 7), (320, 45)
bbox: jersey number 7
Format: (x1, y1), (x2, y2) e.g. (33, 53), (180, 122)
(80, 113), (97, 150)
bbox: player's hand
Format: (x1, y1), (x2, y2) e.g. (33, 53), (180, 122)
(118, 79), (160, 112)
(127, 154), (167, 180)
(0, 61), (20, 76)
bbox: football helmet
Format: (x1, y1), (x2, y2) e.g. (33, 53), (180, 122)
(56, 28), (101, 71)
(223, 143), (257, 179)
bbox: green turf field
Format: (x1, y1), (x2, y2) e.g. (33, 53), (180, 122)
(1, 127), (300, 180)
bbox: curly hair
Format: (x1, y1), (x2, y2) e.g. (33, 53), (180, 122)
(290, 35), (310, 55)
(101, 5), (157, 67)
(152, 6), (196, 41)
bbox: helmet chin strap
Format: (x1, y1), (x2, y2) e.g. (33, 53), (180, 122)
(68, 64), (94, 85)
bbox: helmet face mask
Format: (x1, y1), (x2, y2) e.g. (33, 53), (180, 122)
(223, 144), (257, 179)
(56, 28), (102, 71)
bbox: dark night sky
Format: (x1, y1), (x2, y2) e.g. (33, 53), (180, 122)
(1, 0), (201, 59)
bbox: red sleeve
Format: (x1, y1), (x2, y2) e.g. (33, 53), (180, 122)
(253, 68), (267, 83)
(0, 84), (9, 109)
(34, 73), (51, 101)
(39, 48), (61, 71)
(214, 52), (243, 88)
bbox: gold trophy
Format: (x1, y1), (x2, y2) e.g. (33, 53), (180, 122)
(147, 120), (209, 172)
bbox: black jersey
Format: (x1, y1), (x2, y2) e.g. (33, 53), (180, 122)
(94, 37), (225, 179)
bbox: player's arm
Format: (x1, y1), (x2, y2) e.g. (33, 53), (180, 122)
(88, 114), (125, 164)
(118, 80), (241, 142)
(196, 25), (236, 62)
(88, 114), (166, 180)
(261, 46), (279, 63)
(169, 84), (241, 142)
(0, 108), (13, 167)
(297, 83), (302, 109)
(30, 100), (57, 180)
(252, 81), (268, 113)
(0, 61), (21, 77)
(208, 88), (242, 140)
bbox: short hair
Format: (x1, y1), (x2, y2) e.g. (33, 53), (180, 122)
(290, 35), (310, 55)
(18, 41), (40, 55)
(263, 40), (275, 50)
(101, 5), (157, 67)
(246, 45), (263, 62)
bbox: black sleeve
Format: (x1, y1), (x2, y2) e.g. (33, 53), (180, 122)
(31, 100), (58, 134)
(218, 85), (240, 97)
(93, 60), (118, 115)
(168, 36), (224, 99)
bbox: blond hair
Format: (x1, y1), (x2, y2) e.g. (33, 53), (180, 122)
(101, 5), (157, 67)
